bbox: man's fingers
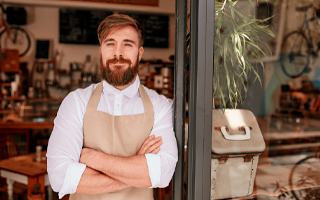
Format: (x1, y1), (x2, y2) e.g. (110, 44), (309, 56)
(137, 135), (156, 154)
(145, 136), (162, 147)
(138, 135), (162, 155)
(141, 136), (161, 149)
(145, 139), (162, 154)
(144, 135), (155, 144)
(144, 136), (162, 152)
(150, 147), (161, 154)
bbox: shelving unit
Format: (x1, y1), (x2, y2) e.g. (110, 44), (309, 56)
(0, 50), (23, 110)
(266, 81), (320, 156)
(139, 61), (174, 99)
(266, 116), (320, 156)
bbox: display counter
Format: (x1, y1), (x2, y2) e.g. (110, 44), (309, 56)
(0, 119), (54, 154)
(0, 98), (58, 154)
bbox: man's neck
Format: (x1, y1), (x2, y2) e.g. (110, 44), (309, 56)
(113, 76), (137, 91)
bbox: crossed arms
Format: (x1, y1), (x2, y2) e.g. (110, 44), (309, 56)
(76, 135), (162, 194)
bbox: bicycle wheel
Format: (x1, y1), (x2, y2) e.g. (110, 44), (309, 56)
(289, 154), (320, 199)
(0, 26), (31, 57)
(280, 31), (310, 79)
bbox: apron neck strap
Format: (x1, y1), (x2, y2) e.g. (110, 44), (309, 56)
(86, 81), (103, 109)
(138, 84), (153, 113)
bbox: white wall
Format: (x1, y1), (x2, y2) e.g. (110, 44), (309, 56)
(5, 0), (175, 72)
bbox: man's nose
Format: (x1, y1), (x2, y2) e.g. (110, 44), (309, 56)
(114, 45), (123, 58)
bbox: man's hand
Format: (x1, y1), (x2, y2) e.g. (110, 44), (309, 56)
(137, 135), (162, 155)
(80, 148), (99, 166)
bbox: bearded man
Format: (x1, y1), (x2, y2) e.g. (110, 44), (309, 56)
(47, 14), (178, 200)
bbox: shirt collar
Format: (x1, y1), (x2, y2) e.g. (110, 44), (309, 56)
(102, 75), (140, 98)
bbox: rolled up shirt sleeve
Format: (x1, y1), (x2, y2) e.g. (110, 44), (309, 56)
(47, 89), (89, 198)
(145, 94), (178, 188)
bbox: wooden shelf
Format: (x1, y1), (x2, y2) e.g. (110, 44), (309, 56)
(0, 83), (12, 87)
(2, 97), (63, 102)
(1, 0), (175, 15)
(266, 131), (320, 140)
(5, 97), (25, 101)
(0, 110), (12, 115)
(268, 142), (320, 152)
(0, 121), (54, 130)
(27, 98), (63, 102)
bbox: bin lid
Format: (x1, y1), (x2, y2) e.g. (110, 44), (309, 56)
(212, 109), (266, 155)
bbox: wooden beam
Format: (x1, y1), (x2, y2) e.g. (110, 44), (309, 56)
(56, 0), (158, 7)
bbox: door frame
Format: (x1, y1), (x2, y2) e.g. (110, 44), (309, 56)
(173, 0), (214, 199)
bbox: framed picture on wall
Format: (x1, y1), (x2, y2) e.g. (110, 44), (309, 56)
(35, 39), (53, 61)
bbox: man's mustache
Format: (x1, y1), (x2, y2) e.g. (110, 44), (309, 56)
(106, 57), (132, 65)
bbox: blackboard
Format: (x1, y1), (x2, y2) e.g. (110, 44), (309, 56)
(59, 9), (113, 45)
(59, 9), (169, 48)
(125, 13), (169, 48)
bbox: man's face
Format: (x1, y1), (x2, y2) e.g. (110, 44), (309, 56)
(100, 26), (144, 86)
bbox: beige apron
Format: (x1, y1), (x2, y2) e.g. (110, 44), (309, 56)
(70, 81), (154, 200)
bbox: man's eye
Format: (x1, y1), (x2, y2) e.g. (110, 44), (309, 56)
(124, 43), (132, 47)
(106, 43), (114, 46)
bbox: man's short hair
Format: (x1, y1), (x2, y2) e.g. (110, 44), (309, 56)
(97, 14), (145, 47)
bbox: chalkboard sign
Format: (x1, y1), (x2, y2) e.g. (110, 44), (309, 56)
(59, 9), (169, 48)
(125, 13), (169, 48)
(59, 9), (113, 44)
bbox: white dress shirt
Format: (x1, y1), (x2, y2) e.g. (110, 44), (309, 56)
(47, 76), (178, 199)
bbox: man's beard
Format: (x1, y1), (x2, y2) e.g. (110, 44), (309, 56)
(100, 55), (139, 86)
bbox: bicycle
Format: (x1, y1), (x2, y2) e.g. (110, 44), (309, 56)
(280, 4), (320, 79)
(0, 4), (31, 57)
(288, 151), (320, 200)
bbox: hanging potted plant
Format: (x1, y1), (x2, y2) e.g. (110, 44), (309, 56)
(214, 0), (275, 108)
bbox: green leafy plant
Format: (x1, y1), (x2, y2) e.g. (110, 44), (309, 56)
(214, 0), (274, 108)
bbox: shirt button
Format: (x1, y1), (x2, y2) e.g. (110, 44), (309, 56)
(117, 104), (120, 107)
(117, 91), (120, 94)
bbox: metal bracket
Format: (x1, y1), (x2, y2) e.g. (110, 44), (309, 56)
(244, 155), (253, 162)
(218, 156), (229, 164)
(214, 126), (229, 132)
(238, 126), (253, 131)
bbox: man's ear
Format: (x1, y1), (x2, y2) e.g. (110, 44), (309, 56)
(138, 46), (144, 61)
